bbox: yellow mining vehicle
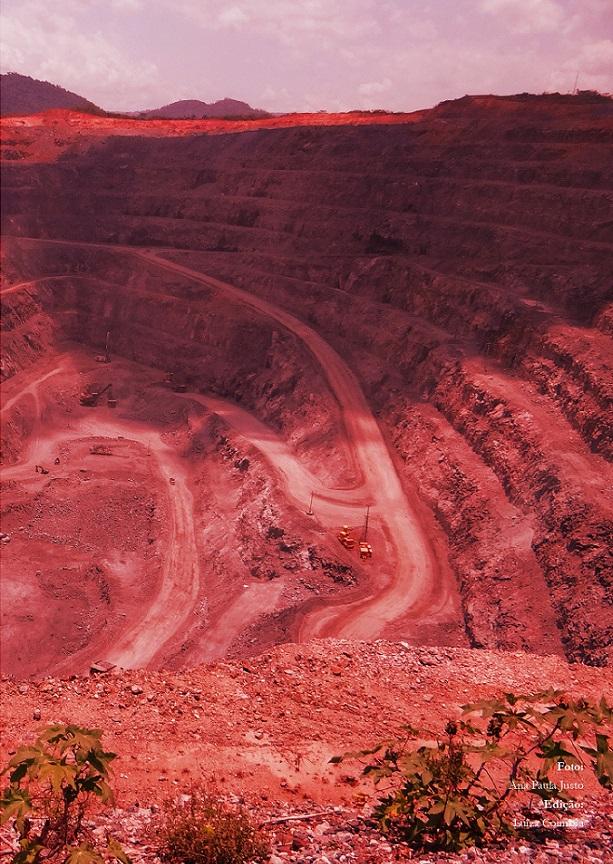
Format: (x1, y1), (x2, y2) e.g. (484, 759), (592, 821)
(359, 541), (373, 560)
(337, 525), (357, 550)
(337, 506), (374, 559)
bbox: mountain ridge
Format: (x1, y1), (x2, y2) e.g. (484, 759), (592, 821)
(136, 97), (269, 119)
(0, 72), (101, 116)
(0, 73), (269, 119)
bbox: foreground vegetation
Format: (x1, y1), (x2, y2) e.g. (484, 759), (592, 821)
(332, 691), (612, 851)
(1, 726), (267, 864)
(0, 724), (127, 863)
(2, 692), (611, 861)
(154, 789), (269, 864)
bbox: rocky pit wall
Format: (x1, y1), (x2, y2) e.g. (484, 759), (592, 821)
(1, 348), (374, 678)
(1, 94), (612, 668)
(1, 240), (379, 676)
(1, 242), (355, 487)
(156, 244), (611, 666)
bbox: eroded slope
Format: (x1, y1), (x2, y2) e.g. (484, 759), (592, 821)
(2, 93), (612, 669)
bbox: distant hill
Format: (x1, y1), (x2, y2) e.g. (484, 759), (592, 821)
(138, 98), (269, 119)
(0, 72), (101, 116)
(0, 76), (268, 119)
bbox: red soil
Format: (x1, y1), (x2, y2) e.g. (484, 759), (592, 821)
(1, 641), (611, 862)
(1, 290), (465, 677)
(0, 107), (424, 164)
(1, 90), (612, 861)
(1, 639), (611, 805)
(2, 94), (612, 674)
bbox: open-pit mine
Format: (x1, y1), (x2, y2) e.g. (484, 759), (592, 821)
(1, 93), (612, 682)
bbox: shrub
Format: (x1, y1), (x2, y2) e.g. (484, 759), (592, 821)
(332, 691), (612, 852)
(154, 788), (269, 864)
(1, 723), (129, 864)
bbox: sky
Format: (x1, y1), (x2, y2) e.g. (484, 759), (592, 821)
(1, 0), (612, 113)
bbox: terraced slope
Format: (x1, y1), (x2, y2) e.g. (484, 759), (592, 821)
(2, 93), (612, 666)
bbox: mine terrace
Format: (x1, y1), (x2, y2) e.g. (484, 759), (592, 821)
(1, 91), (612, 857)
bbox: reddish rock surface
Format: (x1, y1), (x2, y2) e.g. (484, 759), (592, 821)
(2, 93), (612, 674)
(0, 92), (611, 857)
(0, 641), (611, 861)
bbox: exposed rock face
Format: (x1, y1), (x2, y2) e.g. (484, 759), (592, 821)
(0, 639), (611, 806)
(2, 93), (612, 666)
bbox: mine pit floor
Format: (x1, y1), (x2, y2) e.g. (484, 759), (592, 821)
(1, 346), (464, 677)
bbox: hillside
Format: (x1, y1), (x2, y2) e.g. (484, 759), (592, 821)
(0, 72), (100, 116)
(1, 89), (612, 860)
(1, 640), (611, 862)
(2, 92), (612, 671)
(139, 97), (269, 119)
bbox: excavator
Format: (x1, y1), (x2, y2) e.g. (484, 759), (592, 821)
(337, 525), (357, 550)
(80, 383), (113, 407)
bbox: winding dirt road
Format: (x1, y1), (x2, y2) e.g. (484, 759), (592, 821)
(135, 249), (443, 640)
(3, 237), (451, 656)
(2, 361), (201, 670)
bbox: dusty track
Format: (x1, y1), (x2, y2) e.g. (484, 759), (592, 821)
(96, 418), (200, 669)
(2, 238), (454, 659)
(136, 249), (446, 639)
(1, 360), (200, 670)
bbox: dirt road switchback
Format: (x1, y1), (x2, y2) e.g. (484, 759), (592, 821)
(137, 249), (449, 640)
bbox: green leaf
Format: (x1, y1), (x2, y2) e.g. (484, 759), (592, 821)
(0, 788), (32, 826)
(108, 836), (132, 863)
(593, 741), (613, 788)
(65, 846), (105, 864)
(1, 723), (121, 859)
(92, 779), (114, 804)
(88, 751), (115, 776)
(8, 762), (31, 784)
(37, 761), (77, 793)
(38, 724), (71, 745)
(13, 842), (44, 864)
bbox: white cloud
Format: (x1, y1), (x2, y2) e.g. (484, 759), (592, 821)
(549, 39), (613, 92)
(261, 84), (292, 105)
(217, 6), (249, 27)
(358, 78), (393, 96)
(302, 90), (350, 112)
(110, 0), (143, 10)
(0, 0), (609, 115)
(579, 39), (613, 75)
(173, 0), (382, 45)
(481, 0), (566, 33)
(0, 0), (161, 109)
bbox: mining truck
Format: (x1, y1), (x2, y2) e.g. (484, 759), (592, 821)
(359, 541), (373, 560)
(337, 525), (357, 550)
(337, 507), (374, 558)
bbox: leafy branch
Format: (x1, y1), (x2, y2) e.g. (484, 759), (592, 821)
(1, 724), (130, 864)
(331, 691), (612, 852)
